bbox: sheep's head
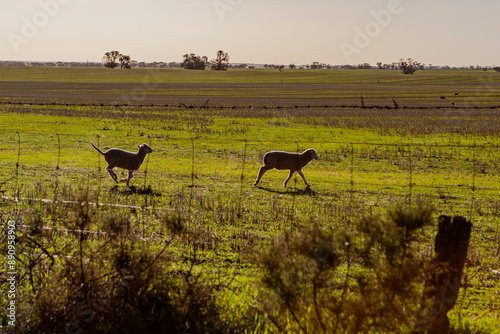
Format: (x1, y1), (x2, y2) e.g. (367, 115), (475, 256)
(305, 148), (318, 160)
(138, 144), (153, 154)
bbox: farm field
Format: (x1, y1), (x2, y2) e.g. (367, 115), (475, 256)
(1, 67), (500, 333)
(2, 67), (500, 108)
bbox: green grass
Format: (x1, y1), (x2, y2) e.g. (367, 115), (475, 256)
(1, 68), (500, 332)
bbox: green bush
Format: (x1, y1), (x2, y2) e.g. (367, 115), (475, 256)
(254, 201), (435, 333)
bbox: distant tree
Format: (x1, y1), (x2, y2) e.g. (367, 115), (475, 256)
(181, 53), (207, 70)
(102, 50), (121, 69)
(289, 64), (296, 69)
(119, 54), (133, 69)
(494, 66), (500, 72)
(397, 58), (424, 74)
(210, 50), (230, 71)
(310, 62), (322, 69)
(377, 62), (383, 69)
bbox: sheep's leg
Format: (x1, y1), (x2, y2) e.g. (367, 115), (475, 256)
(123, 170), (134, 187)
(297, 169), (310, 187)
(106, 167), (119, 184)
(283, 169), (295, 187)
(254, 165), (271, 186)
(120, 171), (130, 182)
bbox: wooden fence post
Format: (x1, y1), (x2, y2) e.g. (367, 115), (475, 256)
(414, 215), (472, 333)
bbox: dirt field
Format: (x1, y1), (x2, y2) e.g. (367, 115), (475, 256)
(1, 75), (499, 108)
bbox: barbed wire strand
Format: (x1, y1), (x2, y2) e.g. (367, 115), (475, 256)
(1, 195), (174, 212)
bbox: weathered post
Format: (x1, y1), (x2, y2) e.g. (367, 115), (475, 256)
(414, 215), (472, 333)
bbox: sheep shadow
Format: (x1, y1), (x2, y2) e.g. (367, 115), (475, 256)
(109, 185), (162, 196)
(255, 185), (316, 196)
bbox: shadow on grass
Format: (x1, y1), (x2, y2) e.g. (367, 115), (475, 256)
(255, 185), (316, 196)
(109, 184), (162, 196)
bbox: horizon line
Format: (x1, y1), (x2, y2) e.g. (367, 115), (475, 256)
(1, 59), (498, 69)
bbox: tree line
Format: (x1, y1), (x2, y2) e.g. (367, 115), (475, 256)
(8, 55), (496, 74)
(181, 50), (230, 70)
(101, 50), (230, 71)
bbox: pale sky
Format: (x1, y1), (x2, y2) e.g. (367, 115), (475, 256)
(1, 0), (499, 66)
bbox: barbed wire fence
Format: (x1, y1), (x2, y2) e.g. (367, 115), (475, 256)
(2, 131), (499, 227)
(2, 99), (500, 111)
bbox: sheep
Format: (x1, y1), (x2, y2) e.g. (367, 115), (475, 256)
(254, 149), (318, 187)
(439, 96), (446, 100)
(91, 142), (153, 187)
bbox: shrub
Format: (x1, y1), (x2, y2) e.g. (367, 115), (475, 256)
(254, 201), (435, 333)
(398, 58), (424, 74)
(10, 188), (239, 334)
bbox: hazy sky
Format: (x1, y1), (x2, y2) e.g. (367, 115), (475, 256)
(2, 0), (499, 66)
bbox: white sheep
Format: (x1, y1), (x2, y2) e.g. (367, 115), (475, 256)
(91, 142), (153, 187)
(254, 149), (318, 187)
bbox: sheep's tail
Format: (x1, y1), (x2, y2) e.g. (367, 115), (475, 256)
(91, 142), (105, 155)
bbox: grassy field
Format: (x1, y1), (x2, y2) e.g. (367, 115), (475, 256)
(1, 67), (500, 333)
